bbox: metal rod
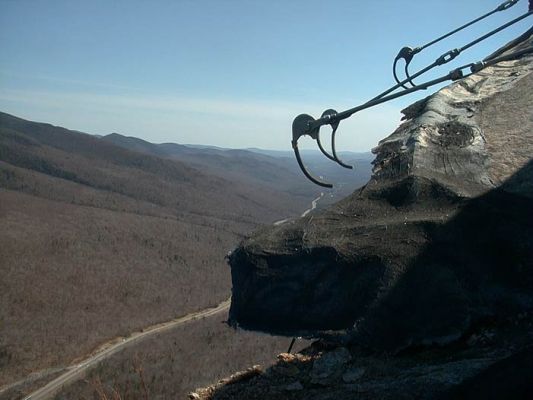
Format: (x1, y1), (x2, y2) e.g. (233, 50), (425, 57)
(331, 126), (353, 169)
(292, 142), (333, 188)
(383, 11), (532, 102)
(309, 73), (454, 131)
(418, 0), (519, 52)
(391, 2), (527, 94)
(460, 10), (533, 53)
(317, 133), (336, 162)
(287, 337), (296, 353)
(292, 0), (532, 188)
(293, 44), (533, 188)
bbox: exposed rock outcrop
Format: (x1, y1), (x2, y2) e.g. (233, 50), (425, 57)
(191, 313), (533, 399)
(228, 34), (533, 355)
(192, 33), (533, 400)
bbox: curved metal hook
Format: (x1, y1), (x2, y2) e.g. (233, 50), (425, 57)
(316, 109), (338, 162)
(330, 125), (353, 170)
(292, 114), (333, 188)
(316, 133), (336, 162)
(393, 46), (419, 89)
(321, 109), (353, 170)
(320, 109), (352, 170)
(404, 62), (417, 87)
(292, 142), (332, 188)
(392, 57), (411, 90)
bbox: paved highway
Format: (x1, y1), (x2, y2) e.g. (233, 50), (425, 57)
(22, 298), (231, 400)
(274, 192), (324, 225)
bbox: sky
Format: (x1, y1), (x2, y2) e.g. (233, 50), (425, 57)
(1, 0), (531, 151)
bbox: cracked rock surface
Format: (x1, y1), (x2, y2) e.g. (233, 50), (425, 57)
(228, 36), (533, 354)
(192, 34), (533, 400)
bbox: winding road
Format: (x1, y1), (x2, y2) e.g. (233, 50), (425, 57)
(301, 193), (323, 217)
(15, 193), (324, 399)
(21, 298), (231, 400)
(274, 192), (324, 225)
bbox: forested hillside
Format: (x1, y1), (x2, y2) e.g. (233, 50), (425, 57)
(0, 111), (323, 395)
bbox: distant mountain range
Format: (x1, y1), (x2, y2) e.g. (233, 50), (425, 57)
(243, 147), (373, 160)
(0, 110), (376, 217)
(101, 132), (374, 201)
(0, 111), (331, 220)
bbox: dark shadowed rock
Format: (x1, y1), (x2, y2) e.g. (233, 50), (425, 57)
(438, 347), (533, 400)
(310, 347), (351, 384)
(194, 312), (533, 399)
(189, 32), (533, 400)
(228, 34), (533, 354)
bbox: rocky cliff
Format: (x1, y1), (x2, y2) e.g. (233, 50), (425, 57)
(193, 33), (533, 399)
(229, 34), (533, 347)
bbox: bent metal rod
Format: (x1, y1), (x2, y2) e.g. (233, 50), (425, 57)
(292, 1), (533, 188)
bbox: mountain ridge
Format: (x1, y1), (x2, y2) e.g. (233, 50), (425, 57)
(0, 109), (324, 394)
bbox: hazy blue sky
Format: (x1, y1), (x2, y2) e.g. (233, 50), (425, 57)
(1, 0), (531, 150)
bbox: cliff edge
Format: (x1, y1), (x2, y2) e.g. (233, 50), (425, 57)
(193, 33), (533, 399)
(228, 34), (533, 350)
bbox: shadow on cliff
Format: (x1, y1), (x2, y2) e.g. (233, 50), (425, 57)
(355, 159), (533, 353)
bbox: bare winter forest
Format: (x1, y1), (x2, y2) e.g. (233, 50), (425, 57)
(0, 111), (371, 399)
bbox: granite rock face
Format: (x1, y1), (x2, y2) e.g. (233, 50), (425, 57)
(228, 35), (533, 353)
